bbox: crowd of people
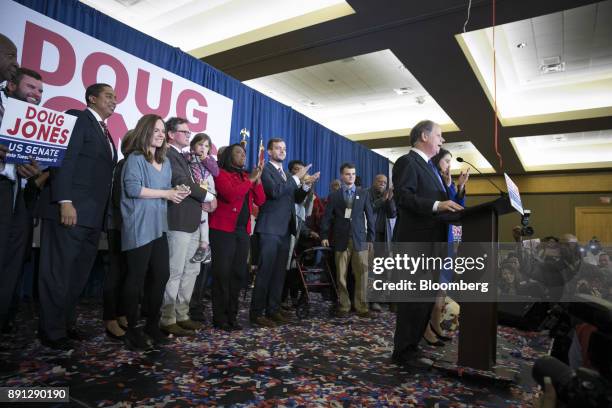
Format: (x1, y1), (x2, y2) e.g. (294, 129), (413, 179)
(2, 32), (473, 368)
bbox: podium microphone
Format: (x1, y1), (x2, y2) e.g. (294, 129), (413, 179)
(456, 157), (507, 197)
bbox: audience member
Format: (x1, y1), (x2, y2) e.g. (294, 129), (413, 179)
(37, 83), (118, 350)
(186, 133), (219, 323)
(282, 160), (320, 308)
(120, 114), (188, 350)
(209, 144), (265, 331)
(321, 162), (375, 318)
(425, 148), (469, 345)
(0, 67), (44, 334)
(161, 118), (212, 336)
(186, 133), (219, 263)
(103, 129), (136, 340)
(368, 174), (396, 312)
(250, 138), (318, 327)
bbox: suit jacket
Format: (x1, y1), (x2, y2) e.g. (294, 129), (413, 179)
(209, 169), (266, 234)
(321, 187), (375, 252)
(166, 146), (209, 233)
(254, 162), (308, 236)
(40, 109), (117, 229)
(392, 150), (448, 243)
(370, 187), (397, 253)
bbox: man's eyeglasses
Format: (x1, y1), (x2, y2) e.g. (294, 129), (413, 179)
(175, 130), (191, 137)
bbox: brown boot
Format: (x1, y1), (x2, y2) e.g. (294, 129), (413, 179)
(268, 312), (289, 324)
(160, 323), (194, 337)
(250, 316), (277, 327)
(177, 319), (203, 330)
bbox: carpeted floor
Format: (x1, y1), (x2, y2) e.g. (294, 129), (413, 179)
(0, 295), (549, 407)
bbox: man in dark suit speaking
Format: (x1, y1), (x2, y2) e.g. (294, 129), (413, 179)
(321, 162), (375, 318)
(38, 83), (118, 350)
(391, 120), (463, 368)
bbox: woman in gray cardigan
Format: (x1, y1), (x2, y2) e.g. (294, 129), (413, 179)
(120, 114), (189, 351)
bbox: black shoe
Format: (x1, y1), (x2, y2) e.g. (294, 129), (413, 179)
(430, 323), (452, 341)
(423, 335), (445, 347)
(67, 328), (89, 342)
(1, 320), (15, 334)
(124, 329), (152, 351)
(0, 360), (19, 374)
(40, 336), (74, 351)
(228, 321), (243, 331)
(144, 327), (171, 347)
(213, 322), (233, 332)
(391, 352), (433, 369)
(105, 328), (125, 341)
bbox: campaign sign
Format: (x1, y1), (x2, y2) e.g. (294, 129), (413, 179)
(504, 173), (524, 215)
(0, 98), (76, 167)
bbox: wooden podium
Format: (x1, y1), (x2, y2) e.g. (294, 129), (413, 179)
(446, 196), (515, 371)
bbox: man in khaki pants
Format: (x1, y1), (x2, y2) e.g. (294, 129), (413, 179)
(321, 163), (375, 318)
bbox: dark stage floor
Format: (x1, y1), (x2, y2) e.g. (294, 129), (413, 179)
(0, 296), (548, 407)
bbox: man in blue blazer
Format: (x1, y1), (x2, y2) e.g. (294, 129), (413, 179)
(38, 83), (118, 350)
(250, 138), (318, 326)
(321, 163), (375, 318)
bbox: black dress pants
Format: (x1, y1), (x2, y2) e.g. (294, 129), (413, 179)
(0, 188), (31, 327)
(103, 229), (128, 321)
(38, 219), (101, 341)
(123, 234), (169, 330)
(250, 232), (290, 318)
(210, 228), (249, 326)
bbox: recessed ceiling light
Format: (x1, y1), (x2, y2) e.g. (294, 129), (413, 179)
(299, 99), (321, 107)
(516, 42), (527, 48)
(393, 87), (414, 95)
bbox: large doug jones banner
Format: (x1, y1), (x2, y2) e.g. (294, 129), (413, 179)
(0, 0), (233, 163)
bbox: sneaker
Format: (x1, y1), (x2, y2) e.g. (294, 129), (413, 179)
(203, 247), (212, 264)
(370, 302), (382, 312)
(177, 319), (203, 330)
(190, 247), (207, 263)
(160, 323), (194, 337)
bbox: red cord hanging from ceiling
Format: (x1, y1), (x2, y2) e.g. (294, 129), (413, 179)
(492, 0), (503, 169)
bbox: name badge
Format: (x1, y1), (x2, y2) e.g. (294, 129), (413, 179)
(344, 208), (352, 219)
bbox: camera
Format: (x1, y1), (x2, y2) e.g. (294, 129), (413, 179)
(520, 209), (534, 237)
(532, 356), (611, 408)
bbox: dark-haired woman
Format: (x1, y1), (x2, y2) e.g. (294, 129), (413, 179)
(424, 148), (469, 345)
(120, 114), (190, 350)
(209, 144), (265, 331)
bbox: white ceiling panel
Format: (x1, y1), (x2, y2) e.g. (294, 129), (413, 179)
(244, 49), (456, 137)
(510, 130), (612, 171)
(457, 0), (612, 124)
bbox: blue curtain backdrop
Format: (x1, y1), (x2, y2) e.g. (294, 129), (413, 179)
(15, 0), (389, 196)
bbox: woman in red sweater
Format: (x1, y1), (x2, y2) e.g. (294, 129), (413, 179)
(209, 143), (265, 331)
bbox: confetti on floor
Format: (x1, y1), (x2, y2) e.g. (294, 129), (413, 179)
(0, 295), (549, 407)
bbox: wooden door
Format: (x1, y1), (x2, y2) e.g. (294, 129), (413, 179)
(575, 207), (612, 243)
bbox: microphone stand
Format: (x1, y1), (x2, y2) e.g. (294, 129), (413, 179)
(456, 157), (507, 198)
